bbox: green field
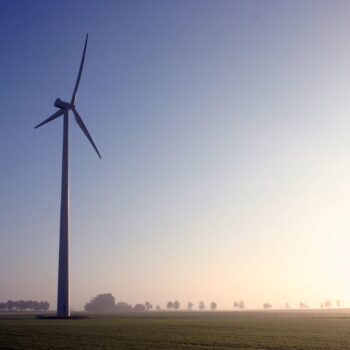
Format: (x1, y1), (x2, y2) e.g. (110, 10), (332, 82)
(1, 310), (350, 349)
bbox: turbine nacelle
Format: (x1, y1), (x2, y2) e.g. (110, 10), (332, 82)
(54, 98), (73, 110)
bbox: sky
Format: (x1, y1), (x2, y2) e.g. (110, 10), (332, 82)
(2, 0), (350, 311)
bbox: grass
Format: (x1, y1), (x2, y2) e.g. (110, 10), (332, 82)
(1, 310), (350, 349)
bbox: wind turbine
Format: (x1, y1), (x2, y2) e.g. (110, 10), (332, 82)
(35, 34), (101, 318)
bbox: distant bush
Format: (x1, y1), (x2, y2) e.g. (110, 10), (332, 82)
(133, 304), (146, 312)
(263, 303), (272, 310)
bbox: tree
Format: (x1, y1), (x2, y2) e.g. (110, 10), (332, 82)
(263, 303), (272, 310)
(133, 304), (146, 312)
(173, 300), (180, 311)
(27, 300), (34, 311)
(145, 302), (152, 311)
(299, 302), (308, 309)
(115, 302), (132, 312)
(199, 301), (205, 310)
(0, 302), (5, 312)
(234, 301), (245, 310)
(324, 300), (332, 308)
(18, 300), (26, 311)
(33, 301), (40, 311)
(156, 305), (161, 311)
(7, 300), (14, 312)
(166, 301), (173, 310)
(210, 302), (217, 311)
(85, 293), (116, 313)
(187, 302), (194, 311)
(42, 301), (50, 311)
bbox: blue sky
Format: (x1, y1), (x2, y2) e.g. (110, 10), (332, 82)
(2, 0), (350, 310)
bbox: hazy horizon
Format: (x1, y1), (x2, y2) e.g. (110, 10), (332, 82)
(2, 0), (350, 311)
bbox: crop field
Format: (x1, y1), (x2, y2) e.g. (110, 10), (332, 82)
(1, 310), (350, 349)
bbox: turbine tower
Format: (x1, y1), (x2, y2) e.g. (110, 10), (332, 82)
(35, 34), (101, 318)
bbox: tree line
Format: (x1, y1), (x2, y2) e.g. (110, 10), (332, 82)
(166, 301), (220, 311)
(85, 294), (245, 313)
(85, 294), (156, 312)
(265, 299), (341, 310)
(0, 300), (50, 312)
(85, 294), (343, 313)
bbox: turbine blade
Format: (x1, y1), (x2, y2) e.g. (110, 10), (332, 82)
(71, 34), (88, 105)
(72, 107), (102, 159)
(34, 109), (65, 129)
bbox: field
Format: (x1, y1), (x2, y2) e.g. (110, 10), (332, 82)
(1, 310), (350, 349)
